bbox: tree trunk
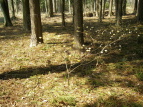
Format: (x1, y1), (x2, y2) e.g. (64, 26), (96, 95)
(137, 0), (143, 23)
(90, 0), (93, 12)
(93, 0), (96, 12)
(133, 0), (138, 14)
(10, 0), (16, 19)
(48, 0), (53, 17)
(102, 0), (106, 18)
(98, 0), (102, 22)
(15, 0), (19, 14)
(115, 0), (123, 26)
(0, 0), (13, 26)
(61, 0), (65, 26)
(22, 0), (30, 31)
(45, 0), (48, 15)
(74, 0), (84, 49)
(122, 0), (127, 15)
(41, 2), (46, 12)
(96, 0), (99, 17)
(29, 0), (43, 47)
(72, 1), (74, 24)
(68, 0), (71, 14)
(108, 0), (113, 17)
(83, 0), (86, 13)
(53, 0), (56, 12)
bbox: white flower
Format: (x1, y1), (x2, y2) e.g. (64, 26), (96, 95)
(39, 37), (42, 39)
(42, 100), (48, 103)
(86, 49), (90, 52)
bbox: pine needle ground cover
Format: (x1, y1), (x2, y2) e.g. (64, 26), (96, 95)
(0, 13), (143, 107)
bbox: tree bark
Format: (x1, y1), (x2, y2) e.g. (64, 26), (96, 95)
(10, 0), (16, 19)
(15, 0), (19, 14)
(29, 0), (43, 47)
(96, 0), (99, 17)
(93, 0), (96, 12)
(137, 0), (143, 23)
(53, 0), (56, 12)
(98, 0), (102, 22)
(74, 0), (84, 49)
(68, 0), (71, 14)
(48, 0), (53, 17)
(61, 0), (65, 26)
(108, 0), (113, 17)
(90, 0), (93, 12)
(72, 1), (74, 24)
(22, 0), (30, 31)
(115, 0), (123, 26)
(83, 0), (86, 12)
(122, 0), (127, 15)
(0, 0), (13, 26)
(45, 0), (48, 15)
(102, 0), (106, 18)
(133, 0), (138, 14)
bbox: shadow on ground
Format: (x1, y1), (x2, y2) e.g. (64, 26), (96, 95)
(84, 95), (143, 107)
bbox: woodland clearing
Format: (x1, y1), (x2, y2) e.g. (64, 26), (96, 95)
(0, 12), (143, 107)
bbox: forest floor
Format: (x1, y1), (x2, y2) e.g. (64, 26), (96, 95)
(0, 12), (143, 107)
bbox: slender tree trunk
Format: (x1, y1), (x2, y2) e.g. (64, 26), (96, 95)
(68, 0), (71, 14)
(137, 0), (143, 23)
(98, 0), (102, 22)
(15, 0), (19, 14)
(115, 0), (123, 26)
(83, 0), (86, 13)
(41, 2), (46, 12)
(74, 0), (84, 49)
(93, 0), (96, 12)
(61, 0), (65, 26)
(96, 0), (99, 17)
(22, 0), (30, 31)
(90, 0), (93, 12)
(10, 0), (16, 19)
(102, 0), (106, 18)
(0, 0), (13, 26)
(93, 0), (96, 16)
(133, 0), (138, 14)
(48, 0), (53, 17)
(53, 0), (56, 12)
(45, 0), (48, 15)
(108, 0), (113, 17)
(29, 0), (43, 47)
(122, 0), (127, 15)
(57, 0), (61, 12)
(72, 1), (74, 24)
